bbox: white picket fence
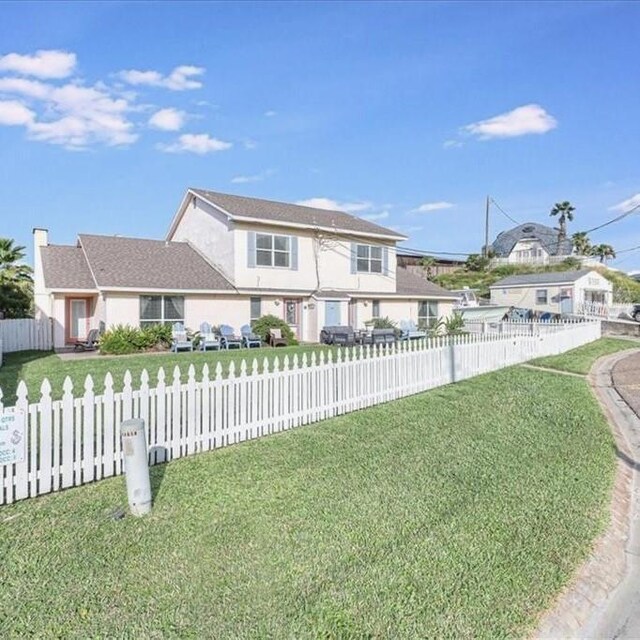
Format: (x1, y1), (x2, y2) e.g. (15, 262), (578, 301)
(0, 318), (52, 354)
(0, 320), (601, 505)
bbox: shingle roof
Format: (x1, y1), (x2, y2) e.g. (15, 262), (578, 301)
(395, 268), (458, 298)
(78, 234), (234, 290)
(40, 245), (96, 290)
(490, 269), (595, 287)
(491, 222), (573, 257)
(190, 188), (406, 239)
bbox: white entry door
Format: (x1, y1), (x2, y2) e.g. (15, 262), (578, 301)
(67, 298), (89, 342)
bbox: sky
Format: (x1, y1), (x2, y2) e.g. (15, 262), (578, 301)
(1, 1), (639, 272)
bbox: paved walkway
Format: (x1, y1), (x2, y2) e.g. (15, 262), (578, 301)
(535, 349), (640, 639)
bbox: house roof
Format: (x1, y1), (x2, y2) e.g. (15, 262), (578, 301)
(78, 234), (234, 291)
(490, 269), (596, 288)
(40, 245), (96, 290)
(491, 222), (573, 257)
(395, 268), (458, 298)
(188, 188), (407, 240)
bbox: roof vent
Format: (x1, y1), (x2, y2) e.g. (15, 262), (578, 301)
(521, 225), (534, 233)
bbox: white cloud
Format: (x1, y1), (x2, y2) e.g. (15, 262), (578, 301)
(118, 65), (204, 91)
(412, 201), (455, 213)
(361, 211), (389, 222)
(231, 169), (274, 184)
(443, 139), (463, 149)
(243, 138), (257, 150)
(392, 225), (423, 234)
(158, 133), (232, 154)
(148, 108), (185, 131)
(295, 197), (372, 213)
(0, 76), (137, 148)
(264, 110), (277, 117)
(0, 49), (76, 78)
(610, 193), (640, 212)
(463, 104), (557, 140)
(0, 100), (35, 126)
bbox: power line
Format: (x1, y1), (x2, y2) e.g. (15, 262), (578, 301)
(582, 203), (640, 235)
(490, 198), (520, 225)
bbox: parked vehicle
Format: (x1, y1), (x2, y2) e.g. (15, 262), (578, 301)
(633, 304), (640, 322)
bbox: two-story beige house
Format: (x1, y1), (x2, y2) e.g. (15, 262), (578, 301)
(34, 188), (457, 349)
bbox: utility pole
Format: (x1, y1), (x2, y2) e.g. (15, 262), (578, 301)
(483, 196), (490, 257)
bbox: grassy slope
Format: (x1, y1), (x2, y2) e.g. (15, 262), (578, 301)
(530, 337), (638, 375)
(0, 366), (614, 639)
(0, 344), (333, 405)
(434, 261), (640, 302)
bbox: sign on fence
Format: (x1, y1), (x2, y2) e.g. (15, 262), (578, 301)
(0, 409), (25, 465)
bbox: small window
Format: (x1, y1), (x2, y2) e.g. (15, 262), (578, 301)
(250, 297), (262, 323)
(140, 295), (184, 327)
(418, 301), (438, 329)
(356, 244), (383, 273)
(535, 289), (548, 305)
(255, 233), (290, 268)
(372, 300), (380, 318)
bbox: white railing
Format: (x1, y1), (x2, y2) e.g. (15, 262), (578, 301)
(491, 255), (600, 267)
(0, 318), (52, 353)
(464, 319), (583, 336)
(0, 320), (601, 505)
(575, 301), (635, 320)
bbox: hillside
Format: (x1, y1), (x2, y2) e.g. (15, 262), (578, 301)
(433, 259), (640, 303)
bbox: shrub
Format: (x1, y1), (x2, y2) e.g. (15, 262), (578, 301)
(251, 314), (298, 345)
(100, 324), (173, 355)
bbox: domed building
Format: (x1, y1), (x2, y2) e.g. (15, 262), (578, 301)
(490, 222), (574, 265)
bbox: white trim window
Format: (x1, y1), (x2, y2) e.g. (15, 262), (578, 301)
(418, 300), (438, 329)
(140, 295), (185, 327)
(371, 299), (381, 318)
(256, 233), (290, 268)
(356, 244), (383, 273)
(250, 296), (262, 323)
(535, 289), (548, 305)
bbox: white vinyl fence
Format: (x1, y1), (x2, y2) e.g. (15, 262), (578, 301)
(575, 301), (635, 320)
(0, 318), (52, 354)
(0, 320), (601, 505)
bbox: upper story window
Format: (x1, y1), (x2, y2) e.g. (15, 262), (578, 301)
(356, 244), (383, 273)
(248, 231), (298, 270)
(256, 233), (290, 267)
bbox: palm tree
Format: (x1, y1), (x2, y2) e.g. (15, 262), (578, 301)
(572, 231), (591, 256)
(419, 256), (436, 280)
(591, 243), (616, 264)
(0, 238), (33, 318)
(550, 201), (576, 246)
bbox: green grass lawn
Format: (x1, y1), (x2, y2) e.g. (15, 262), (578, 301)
(0, 365), (615, 638)
(529, 337), (638, 375)
(0, 344), (334, 405)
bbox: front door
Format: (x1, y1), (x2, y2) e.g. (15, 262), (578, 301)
(559, 288), (573, 315)
(284, 299), (301, 339)
(325, 300), (342, 326)
(66, 298), (90, 343)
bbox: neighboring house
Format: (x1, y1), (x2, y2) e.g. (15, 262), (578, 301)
(489, 269), (613, 315)
(490, 222), (581, 266)
(34, 189), (458, 349)
(396, 248), (466, 277)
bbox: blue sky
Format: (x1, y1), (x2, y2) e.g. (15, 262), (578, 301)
(1, 1), (639, 271)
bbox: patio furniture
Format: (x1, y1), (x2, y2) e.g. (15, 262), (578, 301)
(241, 324), (262, 348)
(73, 328), (100, 351)
(198, 322), (221, 351)
(399, 320), (426, 340)
(171, 323), (193, 352)
(268, 328), (287, 347)
(371, 328), (396, 345)
(219, 324), (243, 349)
(320, 326), (355, 346)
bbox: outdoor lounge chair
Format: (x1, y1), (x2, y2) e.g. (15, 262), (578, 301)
(73, 328), (100, 351)
(241, 324), (262, 348)
(399, 320), (426, 340)
(171, 322), (193, 352)
(219, 325), (243, 349)
(268, 328), (287, 347)
(198, 322), (221, 351)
